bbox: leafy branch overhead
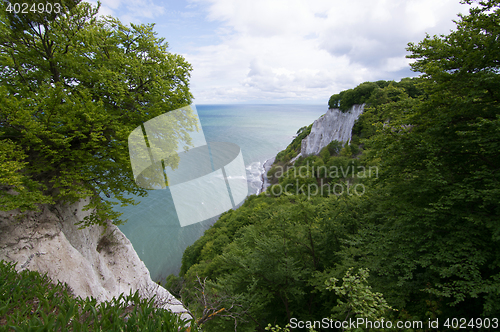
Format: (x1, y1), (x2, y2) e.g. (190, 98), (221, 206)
(0, 0), (193, 226)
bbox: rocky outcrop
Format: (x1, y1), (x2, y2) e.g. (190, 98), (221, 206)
(0, 198), (191, 320)
(300, 104), (364, 157)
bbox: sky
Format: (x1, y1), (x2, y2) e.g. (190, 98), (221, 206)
(87, 0), (471, 104)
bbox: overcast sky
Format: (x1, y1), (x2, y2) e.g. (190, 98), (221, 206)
(88, 0), (470, 104)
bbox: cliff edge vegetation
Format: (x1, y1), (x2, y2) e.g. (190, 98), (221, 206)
(273, 77), (424, 165)
(169, 1), (500, 331)
(0, 0), (193, 228)
(0, 0), (195, 329)
(0, 260), (198, 331)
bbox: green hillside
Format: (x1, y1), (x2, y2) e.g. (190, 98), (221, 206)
(169, 2), (500, 331)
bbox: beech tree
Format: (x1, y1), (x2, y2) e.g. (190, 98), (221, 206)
(366, 0), (500, 316)
(0, 0), (194, 226)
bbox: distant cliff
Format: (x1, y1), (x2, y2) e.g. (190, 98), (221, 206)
(0, 198), (191, 320)
(289, 104), (364, 163)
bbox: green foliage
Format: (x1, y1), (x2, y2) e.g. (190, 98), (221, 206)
(329, 81), (384, 111)
(165, 275), (183, 299)
(265, 323), (292, 332)
(329, 78), (425, 113)
(172, 193), (370, 331)
(0, 260), (196, 331)
(265, 323), (318, 332)
(171, 2), (500, 330)
(327, 140), (343, 156)
(326, 268), (393, 324)
(275, 124), (312, 163)
(0, 139), (53, 211)
(338, 0), (500, 320)
(319, 146), (330, 161)
(365, 0), (500, 316)
(0, 1), (193, 226)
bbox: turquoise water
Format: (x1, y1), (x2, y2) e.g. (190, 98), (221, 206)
(116, 104), (326, 281)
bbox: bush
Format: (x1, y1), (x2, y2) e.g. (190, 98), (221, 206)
(319, 147), (330, 161)
(328, 82), (381, 111)
(275, 124), (313, 163)
(327, 140), (343, 156)
(0, 260), (196, 331)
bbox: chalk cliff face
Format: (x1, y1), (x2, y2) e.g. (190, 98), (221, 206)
(300, 104), (364, 157)
(0, 198), (191, 320)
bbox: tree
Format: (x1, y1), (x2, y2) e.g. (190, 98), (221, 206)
(328, 82), (382, 111)
(0, 0), (194, 226)
(364, 0), (500, 317)
(325, 268), (393, 331)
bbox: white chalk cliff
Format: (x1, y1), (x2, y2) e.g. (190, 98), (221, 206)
(299, 104), (364, 158)
(0, 197), (191, 320)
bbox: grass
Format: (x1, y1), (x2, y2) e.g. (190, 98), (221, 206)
(0, 260), (199, 331)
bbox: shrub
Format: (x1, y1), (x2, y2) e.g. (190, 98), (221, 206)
(0, 260), (196, 331)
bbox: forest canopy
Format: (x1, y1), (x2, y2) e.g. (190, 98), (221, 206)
(169, 1), (500, 331)
(327, 78), (424, 112)
(0, 0), (193, 226)
(1, 0), (499, 330)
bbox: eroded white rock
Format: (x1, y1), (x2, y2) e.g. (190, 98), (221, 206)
(301, 104), (364, 157)
(0, 198), (191, 320)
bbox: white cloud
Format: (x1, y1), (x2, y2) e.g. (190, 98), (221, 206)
(182, 0), (470, 103)
(88, 0), (471, 103)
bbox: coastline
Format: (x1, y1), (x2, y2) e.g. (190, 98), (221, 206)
(111, 105), (328, 285)
(257, 156), (276, 194)
(256, 133), (301, 194)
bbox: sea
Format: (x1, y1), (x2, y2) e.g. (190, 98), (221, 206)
(115, 104), (327, 282)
